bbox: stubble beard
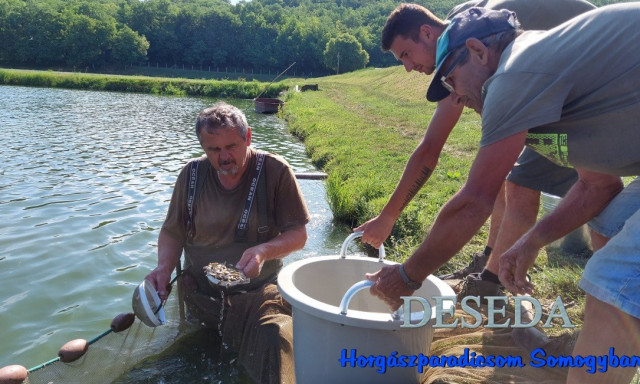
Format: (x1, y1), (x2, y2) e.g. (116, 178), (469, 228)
(218, 159), (239, 176)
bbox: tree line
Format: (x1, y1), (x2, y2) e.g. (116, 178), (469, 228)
(0, 0), (619, 75)
(0, 0), (457, 74)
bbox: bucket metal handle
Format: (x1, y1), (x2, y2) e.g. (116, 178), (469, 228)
(339, 280), (374, 315)
(338, 280), (403, 320)
(340, 231), (386, 261)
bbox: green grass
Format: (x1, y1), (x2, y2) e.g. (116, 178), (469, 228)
(0, 68), (287, 98)
(1, 64), (614, 337)
(284, 66), (588, 326)
(285, 67), (485, 260)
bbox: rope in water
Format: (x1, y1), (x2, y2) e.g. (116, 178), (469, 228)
(27, 273), (181, 373)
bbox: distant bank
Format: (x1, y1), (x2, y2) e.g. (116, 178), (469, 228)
(0, 68), (287, 99)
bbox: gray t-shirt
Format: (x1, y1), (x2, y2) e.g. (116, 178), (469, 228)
(480, 3), (640, 176)
(448, 0), (596, 30)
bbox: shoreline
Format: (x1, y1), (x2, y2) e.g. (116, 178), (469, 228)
(0, 66), (588, 332)
(0, 67), (287, 99)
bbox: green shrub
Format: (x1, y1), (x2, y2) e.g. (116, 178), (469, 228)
(0, 68), (288, 98)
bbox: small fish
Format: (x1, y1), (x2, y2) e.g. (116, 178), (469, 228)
(204, 262), (249, 287)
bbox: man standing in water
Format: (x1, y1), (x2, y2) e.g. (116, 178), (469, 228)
(146, 101), (309, 383)
(356, 0), (595, 301)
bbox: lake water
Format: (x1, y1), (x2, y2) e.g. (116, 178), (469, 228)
(0, 85), (351, 379)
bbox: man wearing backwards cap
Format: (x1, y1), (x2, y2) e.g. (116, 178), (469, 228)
(371, 4), (640, 382)
(359, 1), (595, 305)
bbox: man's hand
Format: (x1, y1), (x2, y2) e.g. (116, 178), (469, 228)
(499, 240), (537, 295)
(500, 170), (623, 295)
(145, 267), (172, 301)
(366, 264), (416, 311)
(354, 214), (395, 249)
(236, 245), (266, 278)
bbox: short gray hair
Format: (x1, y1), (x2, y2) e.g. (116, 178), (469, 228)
(194, 101), (249, 141)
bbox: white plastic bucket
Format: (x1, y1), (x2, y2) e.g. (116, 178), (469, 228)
(541, 192), (592, 253)
(278, 233), (455, 383)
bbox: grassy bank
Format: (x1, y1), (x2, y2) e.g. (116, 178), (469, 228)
(0, 68), (287, 98)
(0, 64), (588, 332)
(285, 66), (487, 259)
(284, 66), (587, 332)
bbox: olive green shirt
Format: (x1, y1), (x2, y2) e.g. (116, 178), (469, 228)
(162, 147), (310, 248)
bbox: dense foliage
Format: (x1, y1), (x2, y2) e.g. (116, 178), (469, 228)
(0, 0), (460, 75)
(0, 0), (623, 75)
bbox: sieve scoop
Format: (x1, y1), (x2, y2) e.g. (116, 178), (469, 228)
(204, 262), (251, 288)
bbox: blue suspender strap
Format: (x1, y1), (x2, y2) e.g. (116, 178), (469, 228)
(186, 159), (199, 239)
(235, 152), (266, 243)
(256, 157), (269, 243)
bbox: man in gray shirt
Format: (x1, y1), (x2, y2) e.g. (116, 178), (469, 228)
(358, 0), (594, 304)
(369, 4), (640, 382)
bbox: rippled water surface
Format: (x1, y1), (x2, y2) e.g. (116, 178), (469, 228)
(0, 85), (350, 375)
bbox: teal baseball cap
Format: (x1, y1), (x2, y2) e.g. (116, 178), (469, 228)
(426, 7), (517, 102)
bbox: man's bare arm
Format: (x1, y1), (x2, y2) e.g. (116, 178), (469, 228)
(146, 229), (184, 300)
(356, 98), (464, 248)
(369, 132), (526, 309)
(500, 169), (623, 294)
